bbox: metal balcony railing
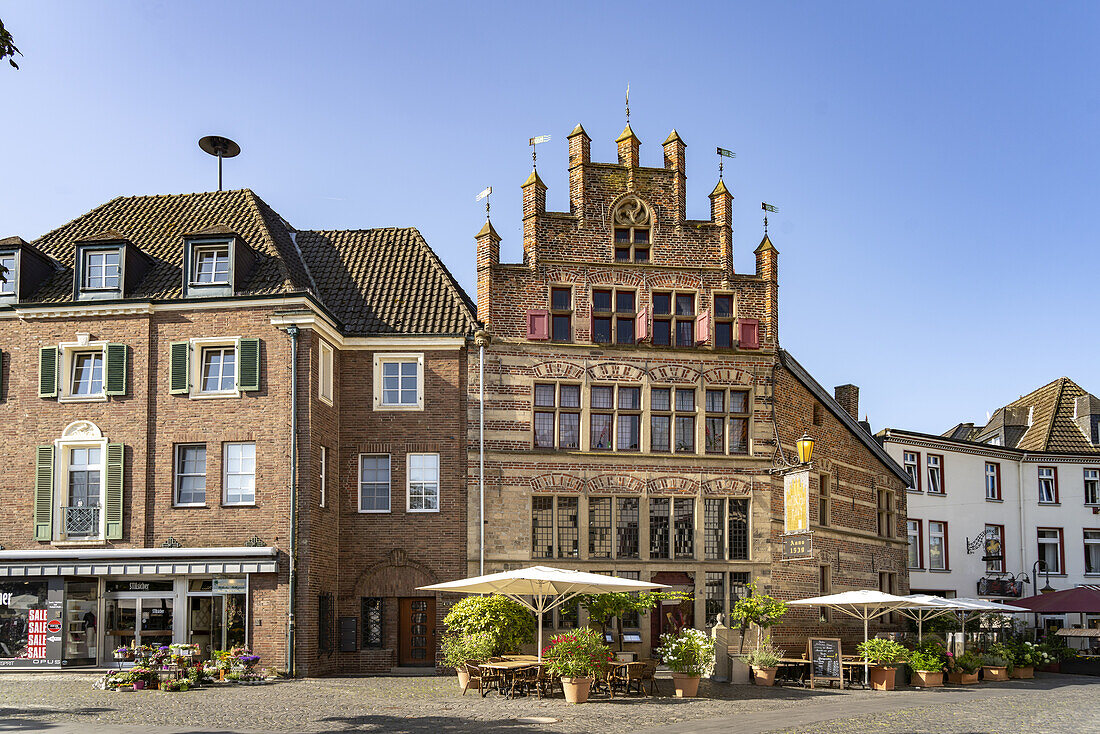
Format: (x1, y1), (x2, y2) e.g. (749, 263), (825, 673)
(62, 506), (100, 539)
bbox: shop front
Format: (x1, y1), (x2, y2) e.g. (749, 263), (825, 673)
(0, 547), (277, 669)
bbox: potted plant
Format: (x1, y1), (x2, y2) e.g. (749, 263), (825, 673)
(542, 628), (613, 704)
(947, 650), (981, 684)
(857, 638), (908, 690)
(740, 635), (784, 686)
(656, 627), (716, 697)
(980, 651), (1010, 682)
(907, 645), (947, 688)
(729, 583), (788, 685)
(113, 645), (134, 661)
(440, 631), (495, 689)
(1008, 640), (1039, 678)
(443, 594), (536, 657)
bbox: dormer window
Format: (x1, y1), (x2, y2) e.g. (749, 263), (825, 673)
(82, 249), (121, 291)
(192, 245), (231, 285)
(612, 197), (651, 262)
(0, 252), (15, 295)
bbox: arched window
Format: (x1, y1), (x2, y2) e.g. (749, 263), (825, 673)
(612, 197), (651, 263)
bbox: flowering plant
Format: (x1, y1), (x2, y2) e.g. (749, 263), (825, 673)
(739, 634), (784, 669)
(948, 650), (982, 674)
(542, 628), (613, 679)
(657, 628), (716, 677)
(908, 640), (948, 672)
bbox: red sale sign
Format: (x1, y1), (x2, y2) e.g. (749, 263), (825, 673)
(26, 609), (47, 659)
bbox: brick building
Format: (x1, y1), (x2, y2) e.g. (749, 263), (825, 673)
(468, 123), (912, 655)
(0, 190), (475, 674)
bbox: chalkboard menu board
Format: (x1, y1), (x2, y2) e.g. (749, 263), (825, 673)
(808, 637), (842, 688)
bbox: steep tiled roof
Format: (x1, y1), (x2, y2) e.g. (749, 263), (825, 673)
(975, 377), (1100, 454)
(295, 228), (477, 336)
(28, 189), (310, 301)
(16, 190), (477, 337)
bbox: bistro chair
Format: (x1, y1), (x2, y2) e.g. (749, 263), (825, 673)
(478, 663), (504, 697)
(461, 661), (483, 696)
(639, 659), (661, 697)
(532, 664), (559, 699)
(509, 665), (540, 698)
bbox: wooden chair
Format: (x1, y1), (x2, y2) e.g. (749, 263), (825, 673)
(461, 661), (483, 696)
(532, 665), (558, 699)
(639, 659), (661, 696)
(605, 662), (630, 697)
(509, 665), (540, 698)
(478, 664), (504, 697)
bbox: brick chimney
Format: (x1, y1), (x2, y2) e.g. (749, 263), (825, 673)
(754, 234), (777, 346)
(662, 130), (686, 223)
(834, 384), (859, 421)
(475, 219), (501, 328)
(568, 123), (590, 216)
(616, 124), (640, 168)
(521, 169), (547, 266)
(709, 179), (734, 276)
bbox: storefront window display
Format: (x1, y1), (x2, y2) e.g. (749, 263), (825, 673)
(63, 581), (98, 665)
(0, 581), (49, 660)
(187, 578), (247, 656)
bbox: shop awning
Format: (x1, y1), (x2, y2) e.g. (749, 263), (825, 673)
(1012, 586), (1100, 614)
(0, 546), (278, 577)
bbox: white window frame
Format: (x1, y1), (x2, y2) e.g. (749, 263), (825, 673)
(985, 462), (1001, 500)
(1085, 529), (1100, 575)
(906, 519), (922, 569)
(173, 443), (207, 507)
(373, 353), (424, 411)
(189, 337), (241, 399)
(0, 251), (15, 295)
(903, 451), (920, 491)
(190, 244), (231, 285)
(81, 248), (122, 291)
(319, 340), (334, 406)
(1038, 467), (1057, 504)
(1085, 469), (1100, 506)
(1037, 528), (1062, 574)
(926, 455), (944, 494)
(53, 421), (108, 541)
(58, 338), (108, 403)
(985, 524), (1005, 573)
(406, 453), (440, 513)
(358, 453), (391, 514)
(222, 442), (256, 506)
(319, 445), (327, 508)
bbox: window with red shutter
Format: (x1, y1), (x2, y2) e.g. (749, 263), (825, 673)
(635, 306), (649, 342)
(526, 310), (550, 340)
(694, 309), (710, 345)
(738, 319), (760, 350)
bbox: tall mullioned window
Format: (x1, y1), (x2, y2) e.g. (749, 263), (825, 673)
(589, 497), (612, 558)
(617, 497), (640, 558)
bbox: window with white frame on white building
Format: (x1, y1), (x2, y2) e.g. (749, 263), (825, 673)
(358, 454), (390, 512)
(903, 451), (920, 491)
(1038, 467), (1058, 504)
(985, 523), (1005, 573)
(906, 519), (922, 569)
(1037, 528), (1063, 574)
(929, 521), (948, 570)
(1085, 530), (1100, 575)
(985, 462), (1001, 501)
(926, 454), (944, 494)
(407, 453), (440, 512)
(223, 442), (255, 505)
(1085, 469), (1100, 506)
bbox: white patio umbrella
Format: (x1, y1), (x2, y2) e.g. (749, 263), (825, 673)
(897, 594), (968, 643)
(788, 590), (943, 686)
(419, 566), (668, 661)
(949, 597), (1030, 652)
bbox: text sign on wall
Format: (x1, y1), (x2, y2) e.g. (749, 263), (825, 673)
(808, 637), (842, 688)
(783, 470), (810, 534)
(782, 532), (813, 560)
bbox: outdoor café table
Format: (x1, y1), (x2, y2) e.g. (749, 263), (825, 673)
(776, 657), (811, 685)
(479, 660), (542, 698)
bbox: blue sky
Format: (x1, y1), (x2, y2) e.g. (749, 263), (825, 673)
(2, 1), (1097, 434)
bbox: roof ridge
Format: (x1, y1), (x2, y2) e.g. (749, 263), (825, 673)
(404, 228), (478, 324)
(1041, 377), (1068, 450)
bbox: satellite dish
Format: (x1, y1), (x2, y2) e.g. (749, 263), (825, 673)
(198, 135), (241, 191)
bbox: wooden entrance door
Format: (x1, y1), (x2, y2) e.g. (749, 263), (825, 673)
(398, 598), (436, 666)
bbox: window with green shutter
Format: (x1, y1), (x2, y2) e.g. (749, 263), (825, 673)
(105, 443), (124, 539)
(39, 346), (58, 398)
(169, 341), (190, 394)
(105, 343), (128, 396)
(237, 338), (260, 392)
(34, 445), (54, 541)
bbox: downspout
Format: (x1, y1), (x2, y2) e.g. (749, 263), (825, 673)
(285, 324), (300, 676)
(1017, 454), (1026, 595)
(475, 329), (490, 576)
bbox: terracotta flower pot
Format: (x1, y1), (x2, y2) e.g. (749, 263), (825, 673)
(868, 666), (897, 690)
(752, 666), (778, 686)
(947, 671), (980, 685)
(982, 666), (1008, 682)
(671, 673), (701, 698)
(455, 667), (470, 690)
(560, 676), (594, 704)
(1010, 666), (1034, 679)
(910, 670), (943, 688)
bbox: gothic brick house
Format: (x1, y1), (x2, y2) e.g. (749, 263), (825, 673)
(0, 190), (475, 674)
(468, 123), (912, 655)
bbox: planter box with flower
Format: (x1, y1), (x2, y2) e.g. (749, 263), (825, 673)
(441, 631), (496, 690)
(947, 650), (982, 684)
(907, 643), (947, 688)
(979, 643), (1012, 681)
(1006, 640), (1042, 678)
(657, 628), (716, 697)
(739, 636), (784, 687)
(857, 639), (908, 691)
(729, 584), (788, 686)
(543, 628), (613, 704)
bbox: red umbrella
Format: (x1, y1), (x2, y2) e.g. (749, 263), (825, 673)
(1012, 586), (1100, 614)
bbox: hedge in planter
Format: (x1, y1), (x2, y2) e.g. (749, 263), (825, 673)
(907, 645), (947, 688)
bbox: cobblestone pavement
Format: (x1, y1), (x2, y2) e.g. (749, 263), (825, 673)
(0, 672), (1095, 733)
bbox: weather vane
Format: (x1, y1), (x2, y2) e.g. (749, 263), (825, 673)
(476, 186), (492, 219)
(529, 135), (550, 170)
(625, 83), (630, 125)
(762, 202), (778, 235)
(716, 147), (735, 179)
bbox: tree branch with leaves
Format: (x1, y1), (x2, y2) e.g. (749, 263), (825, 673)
(1, 18), (21, 69)
(578, 591), (692, 651)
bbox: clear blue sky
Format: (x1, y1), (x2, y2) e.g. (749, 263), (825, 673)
(3, 1), (1097, 435)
